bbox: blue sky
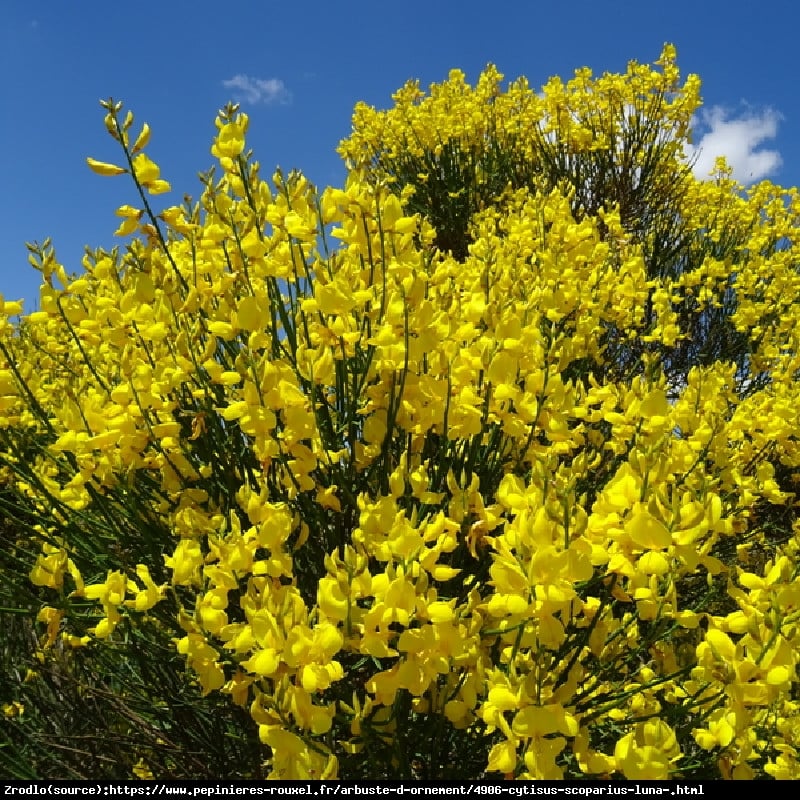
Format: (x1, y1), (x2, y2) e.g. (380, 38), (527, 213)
(1, 0), (795, 310)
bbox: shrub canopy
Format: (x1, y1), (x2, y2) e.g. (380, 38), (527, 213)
(2, 45), (800, 779)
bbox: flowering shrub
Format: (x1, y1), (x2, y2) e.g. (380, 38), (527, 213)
(2, 45), (800, 779)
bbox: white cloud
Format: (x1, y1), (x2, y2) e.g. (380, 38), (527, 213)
(221, 75), (291, 106)
(686, 106), (782, 184)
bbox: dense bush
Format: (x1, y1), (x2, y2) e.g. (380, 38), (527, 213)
(2, 45), (799, 779)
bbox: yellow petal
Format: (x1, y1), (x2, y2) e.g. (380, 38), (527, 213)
(705, 629), (736, 662)
(486, 740), (516, 774)
(767, 666), (790, 685)
(131, 122), (151, 154)
(626, 508), (671, 550)
(259, 726), (305, 753)
(638, 550), (669, 575)
(427, 601), (455, 624)
(243, 648), (280, 676)
(114, 217), (139, 237)
(86, 157), (127, 176)
(1, 300), (23, 316)
(640, 388), (669, 419)
(513, 705), (558, 737)
(146, 179), (171, 195)
(487, 686), (518, 712)
(316, 282), (356, 316)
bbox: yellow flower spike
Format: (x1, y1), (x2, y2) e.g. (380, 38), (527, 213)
(86, 157), (128, 176)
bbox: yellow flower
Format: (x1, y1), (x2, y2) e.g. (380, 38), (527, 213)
(164, 539), (204, 586)
(132, 758), (154, 780)
(242, 648), (280, 677)
(486, 739), (517, 774)
(177, 635), (225, 695)
(626, 505), (672, 550)
(36, 606), (63, 648)
(131, 153), (159, 184)
(2, 701), (24, 719)
(128, 564), (166, 613)
(615, 720), (681, 779)
(284, 623), (344, 692)
(84, 570), (128, 606)
(214, 122), (245, 158)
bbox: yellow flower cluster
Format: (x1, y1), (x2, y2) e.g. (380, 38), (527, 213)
(2, 49), (800, 779)
(340, 45), (697, 173)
